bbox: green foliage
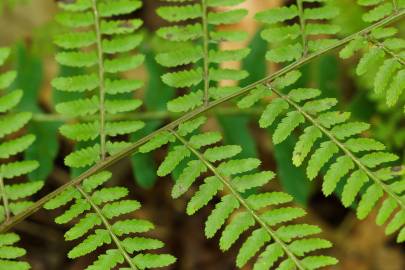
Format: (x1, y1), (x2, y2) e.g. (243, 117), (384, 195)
(0, 47), (44, 269)
(340, 25), (404, 109)
(0, 233), (30, 270)
(53, 0), (145, 168)
(256, 0), (340, 63)
(0, 1), (404, 269)
(244, 70), (404, 243)
(44, 171), (175, 269)
(156, 0), (250, 112)
(142, 117), (337, 269)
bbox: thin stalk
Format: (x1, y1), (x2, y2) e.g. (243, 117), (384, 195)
(367, 36), (405, 65)
(297, 0), (308, 56)
(268, 86), (405, 211)
(0, 175), (10, 221)
(202, 0), (210, 106)
(171, 130), (306, 270)
(91, 0), (107, 160)
(0, 10), (403, 233)
(76, 185), (137, 269)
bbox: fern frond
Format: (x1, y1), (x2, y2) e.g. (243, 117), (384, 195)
(0, 233), (30, 270)
(157, 0), (250, 112)
(54, 0), (146, 168)
(0, 47), (43, 270)
(139, 117), (337, 269)
(246, 71), (405, 242)
(256, 0), (340, 63)
(44, 171), (176, 269)
(339, 20), (404, 108)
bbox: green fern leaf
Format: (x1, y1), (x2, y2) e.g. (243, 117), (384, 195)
(186, 176), (223, 215)
(259, 99), (289, 128)
(218, 158), (261, 176)
(276, 224), (321, 243)
(357, 184), (384, 219)
(301, 255), (338, 270)
(65, 213), (102, 241)
(362, 2), (393, 22)
(0, 71), (17, 90)
(0, 160), (39, 179)
(132, 254), (177, 269)
(341, 170), (369, 207)
(316, 111), (350, 129)
(232, 171), (275, 192)
(0, 233), (30, 270)
(360, 152), (398, 168)
(162, 68), (203, 88)
(86, 249), (124, 270)
(172, 160), (207, 199)
(386, 69), (405, 107)
(255, 6), (298, 24)
(189, 131), (222, 149)
(64, 144), (100, 168)
(156, 46), (203, 67)
(0, 112), (32, 139)
(167, 91), (203, 113)
(157, 145), (190, 176)
(288, 88), (321, 103)
(122, 237), (164, 253)
(273, 111), (305, 144)
(261, 207), (306, 226)
(68, 229), (111, 259)
(237, 85), (267, 109)
(376, 198), (397, 225)
(247, 192), (293, 210)
(219, 211), (255, 251)
(374, 59), (400, 94)
(98, 0), (142, 17)
(205, 195), (239, 238)
(289, 238), (332, 256)
(157, 4), (201, 22)
(293, 126), (322, 167)
(177, 116), (207, 136)
(236, 228), (271, 268)
(253, 243), (284, 270)
(54, 31), (96, 49)
(0, 134), (35, 159)
(157, 24), (203, 41)
(266, 43), (303, 63)
(356, 47), (385, 76)
(339, 37), (367, 59)
(331, 122), (370, 140)
(5, 182), (43, 200)
(139, 131), (175, 153)
(55, 51), (97, 67)
(307, 141), (339, 180)
(203, 145), (241, 162)
(55, 96), (99, 117)
(323, 156), (354, 196)
(0, 90), (23, 113)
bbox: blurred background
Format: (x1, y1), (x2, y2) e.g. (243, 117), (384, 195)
(0, 0), (404, 269)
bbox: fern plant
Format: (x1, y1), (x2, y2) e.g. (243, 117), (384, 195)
(156, 0), (250, 112)
(340, 22), (404, 109)
(53, 0), (145, 168)
(0, 1), (404, 269)
(0, 47), (43, 269)
(255, 0), (340, 63)
(238, 70), (404, 243)
(44, 170), (176, 269)
(139, 116), (338, 269)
